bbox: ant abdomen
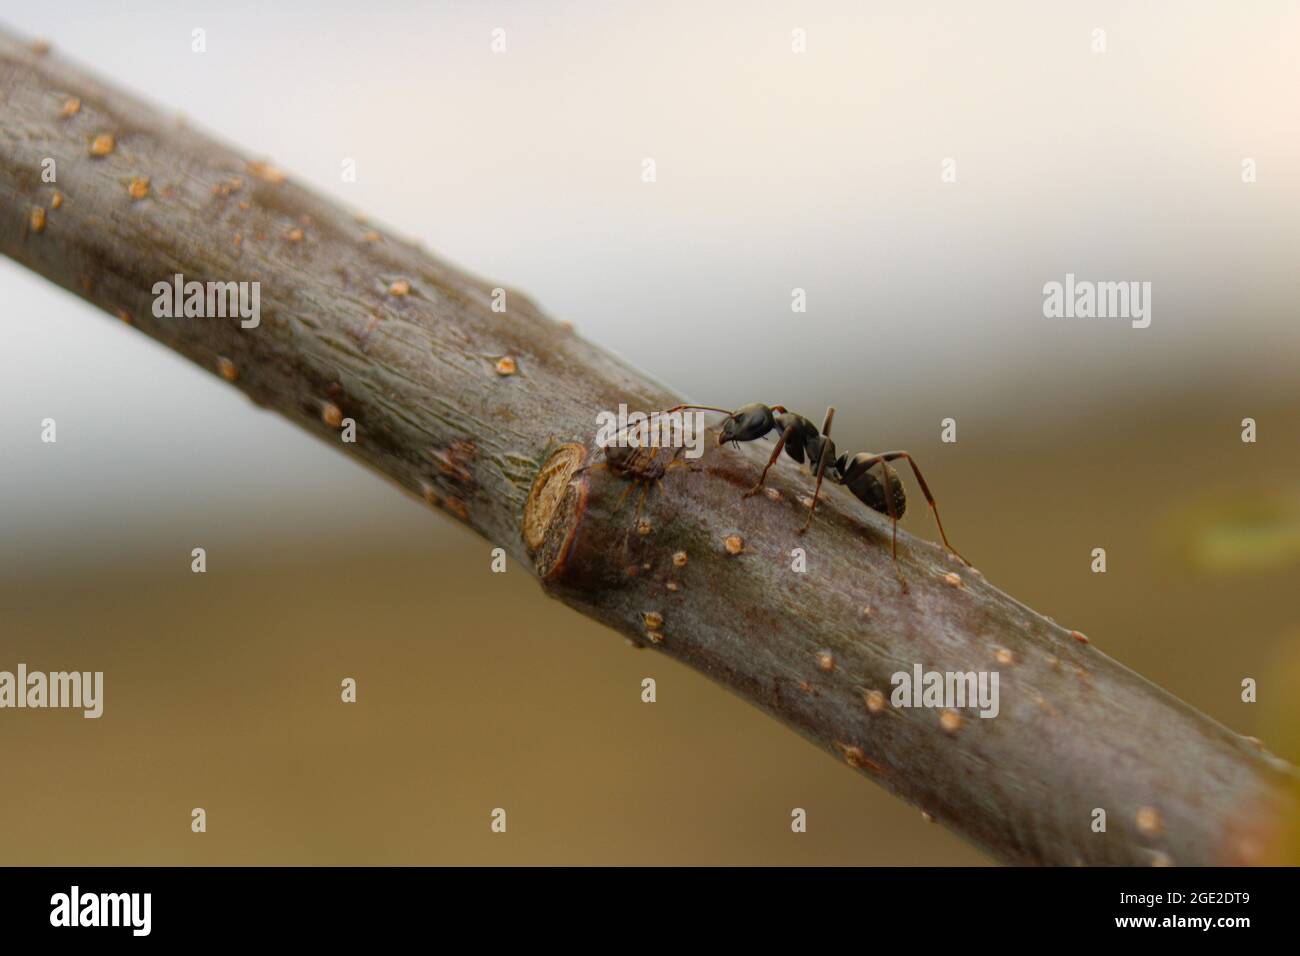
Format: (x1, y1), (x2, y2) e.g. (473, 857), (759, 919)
(840, 454), (908, 519)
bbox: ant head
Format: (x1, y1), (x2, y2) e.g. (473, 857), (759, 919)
(718, 404), (773, 445)
(717, 415), (739, 445)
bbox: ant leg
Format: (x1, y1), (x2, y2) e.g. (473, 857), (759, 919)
(798, 407), (836, 534)
(875, 452), (969, 566)
(743, 423), (796, 498)
(820, 405), (835, 434)
(798, 454), (830, 534)
(878, 470), (909, 592)
(841, 452), (908, 590)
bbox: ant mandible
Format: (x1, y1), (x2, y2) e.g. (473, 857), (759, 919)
(658, 403), (970, 568)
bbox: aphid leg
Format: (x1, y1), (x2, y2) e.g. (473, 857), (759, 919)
(660, 444), (691, 470)
(875, 452), (970, 566)
(743, 423), (796, 498)
(797, 406), (836, 534)
(633, 481), (651, 522)
(612, 480), (638, 513)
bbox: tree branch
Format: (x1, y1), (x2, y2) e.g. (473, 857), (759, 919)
(3, 29), (1295, 866)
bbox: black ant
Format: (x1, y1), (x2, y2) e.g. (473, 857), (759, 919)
(659, 403), (969, 570)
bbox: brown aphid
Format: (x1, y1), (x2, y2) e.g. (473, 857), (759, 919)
(943, 571), (962, 588)
(645, 630), (664, 645)
(51, 192), (64, 210)
(994, 647), (1015, 665)
(362, 230), (380, 243)
(921, 811), (935, 824)
(89, 133), (114, 157)
(388, 279), (410, 297)
(1135, 806), (1164, 839)
(495, 356), (518, 376)
(665, 581), (680, 592)
(939, 709), (964, 734)
(29, 207), (46, 233)
(672, 551), (688, 567)
(321, 402), (343, 428)
(764, 488), (781, 502)
(636, 519), (652, 536)
(286, 227), (304, 242)
(30, 38), (51, 55)
(815, 650), (835, 672)
(60, 97), (81, 117)
(642, 611), (664, 630)
(128, 177), (150, 200)
(864, 689), (886, 714)
(1072, 630), (1089, 644)
(216, 357), (237, 382)
(723, 534), (744, 555)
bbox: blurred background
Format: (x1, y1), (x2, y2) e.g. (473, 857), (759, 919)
(2, 0), (1298, 864)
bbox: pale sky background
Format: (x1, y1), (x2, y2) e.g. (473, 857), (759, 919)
(3, 0), (1298, 573)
